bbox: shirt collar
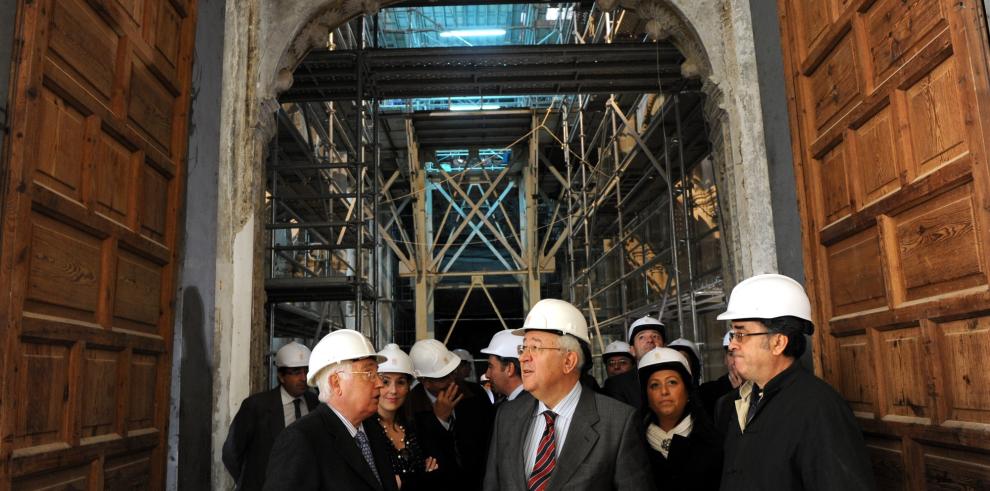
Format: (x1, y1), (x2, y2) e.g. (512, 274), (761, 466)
(507, 384), (525, 401)
(536, 379), (582, 416)
(280, 385), (296, 406)
(327, 403), (365, 438)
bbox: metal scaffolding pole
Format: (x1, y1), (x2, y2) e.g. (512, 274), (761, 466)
(563, 105), (577, 303)
(609, 103), (629, 325)
(354, 16), (365, 334)
(675, 94), (699, 347)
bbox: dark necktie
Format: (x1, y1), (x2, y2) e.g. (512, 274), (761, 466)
(746, 386), (762, 425)
(527, 411), (558, 491)
(293, 398), (302, 421)
(355, 429), (382, 484)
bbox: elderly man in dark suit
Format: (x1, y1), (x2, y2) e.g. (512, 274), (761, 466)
(223, 342), (320, 490)
(484, 299), (655, 491)
(264, 330), (399, 491)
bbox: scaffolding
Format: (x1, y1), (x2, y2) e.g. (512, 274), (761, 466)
(273, 4), (729, 381)
(265, 17), (390, 360)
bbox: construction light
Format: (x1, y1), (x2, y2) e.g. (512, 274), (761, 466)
(439, 29), (507, 38)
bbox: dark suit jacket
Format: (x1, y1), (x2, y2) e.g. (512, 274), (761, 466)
(484, 384), (655, 491)
(407, 381), (494, 490)
(263, 404), (400, 491)
(602, 370), (642, 409)
(222, 387), (319, 491)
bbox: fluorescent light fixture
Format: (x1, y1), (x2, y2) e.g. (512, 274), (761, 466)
(439, 28), (506, 38)
(449, 104), (502, 111)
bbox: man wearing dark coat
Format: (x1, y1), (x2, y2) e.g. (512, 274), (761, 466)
(714, 274), (875, 490)
(408, 339), (494, 490)
(223, 342), (319, 490)
(264, 330), (399, 491)
(484, 299), (654, 491)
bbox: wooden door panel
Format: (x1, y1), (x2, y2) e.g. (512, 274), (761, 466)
(1, 0), (196, 487)
(779, 0), (990, 486)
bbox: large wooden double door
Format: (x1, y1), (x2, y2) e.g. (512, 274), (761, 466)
(0, 0), (197, 487)
(778, 0), (990, 488)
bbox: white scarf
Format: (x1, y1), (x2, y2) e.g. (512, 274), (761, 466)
(646, 415), (693, 458)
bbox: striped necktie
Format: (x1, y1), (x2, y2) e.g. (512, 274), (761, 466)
(527, 411), (558, 491)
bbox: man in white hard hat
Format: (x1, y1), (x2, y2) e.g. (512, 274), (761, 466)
(407, 339), (494, 489)
(481, 330), (527, 402)
(714, 274), (874, 490)
(602, 340), (635, 378)
(698, 331), (741, 421)
(603, 315), (667, 408)
(264, 330), (398, 491)
(484, 299), (654, 491)
(222, 341), (320, 491)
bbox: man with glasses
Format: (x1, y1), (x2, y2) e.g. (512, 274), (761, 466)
(408, 339), (494, 490)
(484, 299), (654, 491)
(481, 330), (527, 403)
(264, 330), (398, 491)
(223, 342), (320, 491)
(715, 274), (874, 490)
(601, 340), (635, 378)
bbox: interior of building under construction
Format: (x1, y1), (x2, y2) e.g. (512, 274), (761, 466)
(3, 0), (990, 488)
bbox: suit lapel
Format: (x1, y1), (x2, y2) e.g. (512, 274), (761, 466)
(318, 406), (385, 491)
(508, 394), (538, 489)
(268, 387), (286, 436)
(546, 388), (599, 491)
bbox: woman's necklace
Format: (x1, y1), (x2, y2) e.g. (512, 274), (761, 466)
(378, 416), (406, 449)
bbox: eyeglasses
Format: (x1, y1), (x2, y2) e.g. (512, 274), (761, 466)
(517, 345), (566, 356)
(727, 331), (773, 342)
(342, 370), (380, 382)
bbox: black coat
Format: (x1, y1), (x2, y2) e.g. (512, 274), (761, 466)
(263, 404), (400, 491)
(407, 381), (494, 490)
(602, 369), (642, 409)
(698, 374), (733, 421)
(644, 413), (722, 491)
(222, 387), (319, 491)
(715, 363), (876, 491)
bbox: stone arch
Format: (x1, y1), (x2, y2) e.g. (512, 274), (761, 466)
(252, 0), (775, 281)
(210, 1), (778, 487)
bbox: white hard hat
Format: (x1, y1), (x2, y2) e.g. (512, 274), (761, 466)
(275, 341), (311, 368)
(717, 273), (812, 322)
(638, 347), (692, 383)
(377, 344), (415, 377)
(480, 330), (524, 359)
(722, 330), (732, 348)
(451, 348), (473, 363)
(410, 339), (461, 379)
(306, 330), (386, 386)
(667, 338), (701, 365)
(513, 298), (590, 344)
(627, 316), (666, 344)
(602, 340), (634, 360)
(480, 373), (489, 382)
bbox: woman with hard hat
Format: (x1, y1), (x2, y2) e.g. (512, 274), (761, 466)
(638, 347), (722, 490)
(375, 344), (440, 490)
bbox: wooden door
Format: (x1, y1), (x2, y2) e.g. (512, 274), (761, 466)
(0, 0), (197, 487)
(778, 0), (990, 488)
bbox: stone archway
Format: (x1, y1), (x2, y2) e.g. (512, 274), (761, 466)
(210, 1), (778, 487)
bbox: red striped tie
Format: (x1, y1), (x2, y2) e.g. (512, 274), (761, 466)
(527, 411), (558, 491)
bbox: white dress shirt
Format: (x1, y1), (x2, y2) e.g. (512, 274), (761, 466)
(524, 382), (582, 474)
(507, 384), (525, 401)
(280, 386), (309, 427)
(328, 403), (365, 437)
(425, 388), (453, 430)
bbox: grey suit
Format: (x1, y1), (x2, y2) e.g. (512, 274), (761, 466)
(484, 387), (655, 491)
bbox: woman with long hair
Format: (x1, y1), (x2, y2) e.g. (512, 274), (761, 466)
(375, 344), (440, 490)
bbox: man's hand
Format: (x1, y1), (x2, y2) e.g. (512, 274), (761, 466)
(433, 383), (463, 422)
